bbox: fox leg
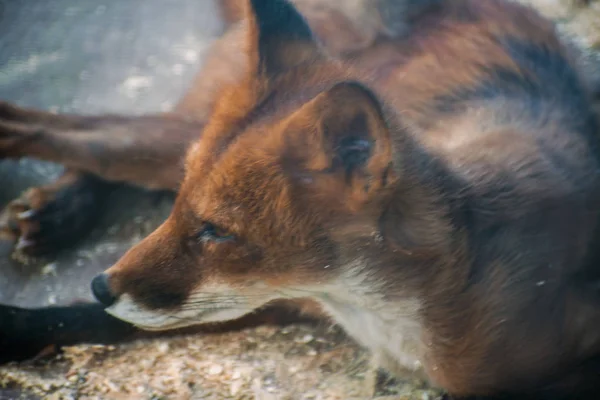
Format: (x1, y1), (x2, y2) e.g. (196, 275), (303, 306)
(0, 101), (204, 256)
(0, 101), (203, 190)
(0, 10), (245, 257)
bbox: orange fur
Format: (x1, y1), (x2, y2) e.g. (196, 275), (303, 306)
(99, 0), (600, 398)
(2, 0), (600, 398)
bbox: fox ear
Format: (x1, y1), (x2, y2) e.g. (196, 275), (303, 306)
(286, 82), (395, 195)
(246, 0), (320, 75)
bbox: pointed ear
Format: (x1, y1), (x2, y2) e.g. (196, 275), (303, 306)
(246, 0), (320, 76)
(285, 82), (396, 195)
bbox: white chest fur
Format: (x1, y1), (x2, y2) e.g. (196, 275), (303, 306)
(291, 264), (427, 379)
(316, 293), (425, 378)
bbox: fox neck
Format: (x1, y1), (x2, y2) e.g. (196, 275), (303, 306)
(287, 261), (427, 378)
(299, 136), (463, 378)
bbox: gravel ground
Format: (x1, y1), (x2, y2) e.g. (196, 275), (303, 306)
(0, 0), (599, 399)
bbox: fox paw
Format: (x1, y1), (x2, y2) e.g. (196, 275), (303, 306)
(0, 173), (111, 257)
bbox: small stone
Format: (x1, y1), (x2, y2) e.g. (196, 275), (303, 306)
(48, 294), (58, 305)
(41, 263), (58, 276)
(295, 334), (314, 344)
(208, 364), (224, 375)
(157, 342), (169, 353)
(230, 380), (243, 396)
(183, 50), (199, 63)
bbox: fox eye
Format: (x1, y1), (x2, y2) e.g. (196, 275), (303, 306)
(196, 223), (235, 244)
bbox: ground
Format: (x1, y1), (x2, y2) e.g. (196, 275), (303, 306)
(0, 0), (599, 399)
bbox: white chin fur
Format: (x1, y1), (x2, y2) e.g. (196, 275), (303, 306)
(105, 294), (255, 331)
(105, 294), (176, 330)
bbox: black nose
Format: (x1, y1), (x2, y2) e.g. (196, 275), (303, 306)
(91, 273), (117, 307)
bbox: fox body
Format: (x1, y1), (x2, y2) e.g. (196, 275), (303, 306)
(2, 0), (600, 398)
(99, 0), (600, 397)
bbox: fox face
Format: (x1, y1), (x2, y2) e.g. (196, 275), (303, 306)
(97, 0), (411, 333)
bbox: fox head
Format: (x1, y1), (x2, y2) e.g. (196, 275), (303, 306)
(92, 0), (439, 331)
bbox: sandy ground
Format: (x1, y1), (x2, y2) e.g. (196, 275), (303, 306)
(1, 0), (600, 399)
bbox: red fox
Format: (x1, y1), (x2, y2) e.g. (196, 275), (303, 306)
(2, 0), (600, 398)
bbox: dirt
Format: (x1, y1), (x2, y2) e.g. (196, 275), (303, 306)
(1, 0), (599, 399)
(1, 324), (442, 400)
